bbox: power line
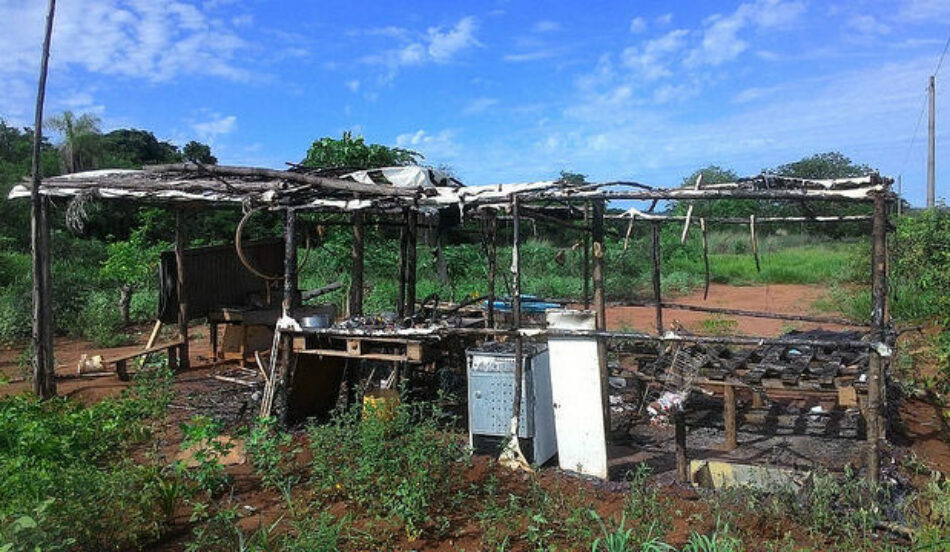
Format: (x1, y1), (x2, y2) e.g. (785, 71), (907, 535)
(935, 32), (950, 76)
(899, 32), (950, 178)
(898, 91), (928, 176)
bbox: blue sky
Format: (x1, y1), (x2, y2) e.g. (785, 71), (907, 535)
(1, 0), (949, 205)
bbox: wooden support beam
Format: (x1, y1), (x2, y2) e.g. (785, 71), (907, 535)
(486, 209), (497, 328)
(651, 222), (663, 334)
(30, 0), (57, 400)
(724, 384), (737, 450)
(675, 409), (688, 483)
(615, 300), (866, 327)
(592, 200), (610, 434)
(349, 211), (364, 317)
(174, 209), (190, 370)
(406, 209), (418, 316)
(583, 204), (591, 309)
(866, 192), (888, 484)
(592, 200), (607, 331)
(275, 208), (298, 426)
(397, 209), (409, 317)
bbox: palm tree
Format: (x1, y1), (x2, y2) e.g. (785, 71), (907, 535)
(45, 111), (101, 173)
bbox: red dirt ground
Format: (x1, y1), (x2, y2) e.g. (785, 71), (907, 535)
(2, 284), (948, 550)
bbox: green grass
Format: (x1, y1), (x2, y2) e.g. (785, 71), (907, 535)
(704, 244), (857, 286)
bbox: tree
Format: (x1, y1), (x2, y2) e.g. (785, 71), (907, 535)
(559, 170), (587, 185)
(45, 111), (101, 173)
(100, 228), (165, 326)
(183, 141), (217, 165)
(766, 152), (873, 180)
(670, 165), (773, 218)
(300, 131), (420, 169)
(97, 129), (181, 168)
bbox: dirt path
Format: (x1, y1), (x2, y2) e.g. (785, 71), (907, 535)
(606, 283), (857, 335)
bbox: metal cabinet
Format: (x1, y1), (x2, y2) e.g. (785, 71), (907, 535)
(466, 342), (557, 465)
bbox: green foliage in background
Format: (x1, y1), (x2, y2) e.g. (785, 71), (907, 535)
(300, 131), (421, 170)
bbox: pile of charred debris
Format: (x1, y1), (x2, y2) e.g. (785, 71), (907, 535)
(637, 328), (870, 390)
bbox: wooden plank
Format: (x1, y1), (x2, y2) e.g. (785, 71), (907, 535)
(724, 384), (737, 450)
(106, 340), (186, 363)
(296, 349), (408, 362)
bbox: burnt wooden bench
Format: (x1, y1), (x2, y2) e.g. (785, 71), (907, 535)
(105, 340), (186, 381)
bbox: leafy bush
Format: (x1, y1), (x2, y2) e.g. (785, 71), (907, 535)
(307, 395), (466, 540)
(891, 209), (950, 323)
(0, 365), (174, 550)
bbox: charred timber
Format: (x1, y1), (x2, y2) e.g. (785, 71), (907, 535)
(615, 300), (868, 327)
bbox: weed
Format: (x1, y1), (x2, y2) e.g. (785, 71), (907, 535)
(307, 394), (466, 540)
(699, 316), (739, 336)
(175, 415), (234, 496)
(245, 416), (302, 510)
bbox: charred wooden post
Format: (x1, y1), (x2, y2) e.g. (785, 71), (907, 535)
(592, 200), (607, 331)
(487, 209), (497, 328)
(675, 409), (688, 482)
(724, 384), (737, 450)
(397, 209), (409, 318)
(275, 208), (299, 426)
(174, 209), (190, 370)
(30, 0), (56, 399)
(866, 191), (888, 483)
(651, 221), (663, 334)
(511, 196), (525, 446)
(583, 203), (591, 309)
(592, 200), (609, 431)
(700, 218), (710, 300)
(406, 209), (418, 316)
(349, 211), (364, 317)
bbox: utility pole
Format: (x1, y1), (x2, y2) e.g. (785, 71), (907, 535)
(928, 75), (936, 208)
(30, 0), (57, 399)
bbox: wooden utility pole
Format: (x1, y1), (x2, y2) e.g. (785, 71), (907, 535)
(928, 75), (936, 209)
(30, 0), (57, 399)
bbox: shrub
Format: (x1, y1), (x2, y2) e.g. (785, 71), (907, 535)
(0, 366), (174, 550)
(307, 394), (466, 540)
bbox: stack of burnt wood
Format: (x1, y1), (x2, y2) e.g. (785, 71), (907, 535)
(639, 329), (869, 389)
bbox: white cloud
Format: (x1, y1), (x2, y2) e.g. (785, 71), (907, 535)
(345, 80), (360, 92)
(462, 97), (499, 115)
(192, 114), (237, 138)
(503, 49), (560, 63)
(395, 129), (458, 160)
(621, 29), (689, 80)
(656, 13), (673, 26)
(899, 0), (950, 22)
(0, 0), (249, 83)
(427, 17), (480, 62)
(847, 14), (891, 35)
(532, 20), (561, 33)
(685, 0), (806, 67)
(363, 16), (480, 79)
(629, 16), (647, 34)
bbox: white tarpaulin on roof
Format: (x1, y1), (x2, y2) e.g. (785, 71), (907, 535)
(341, 166), (463, 189)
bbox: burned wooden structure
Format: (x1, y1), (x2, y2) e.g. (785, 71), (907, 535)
(12, 164), (895, 482)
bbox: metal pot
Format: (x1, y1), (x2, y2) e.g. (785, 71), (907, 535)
(300, 314), (331, 329)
